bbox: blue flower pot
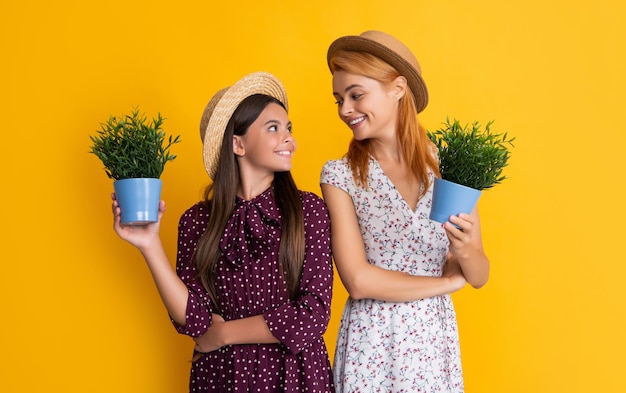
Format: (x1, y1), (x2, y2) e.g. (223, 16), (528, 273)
(429, 178), (482, 224)
(113, 178), (162, 225)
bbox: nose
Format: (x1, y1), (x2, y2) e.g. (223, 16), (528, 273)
(339, 101), (353, 118)
(284, 132), (296, 151)
(281, 129), (294, 144)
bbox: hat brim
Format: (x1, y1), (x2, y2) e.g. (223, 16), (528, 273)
(327, 35), (428, 113)
(202, 72), (288, 179)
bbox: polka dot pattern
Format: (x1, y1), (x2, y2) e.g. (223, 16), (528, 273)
(174, 188), (334, 392)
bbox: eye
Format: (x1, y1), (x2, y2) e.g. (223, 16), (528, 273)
(351, 93), (363, 100)
(287, 124), (293, 133)
(268, 125), (278, 132)
(334, 99), (343, 106)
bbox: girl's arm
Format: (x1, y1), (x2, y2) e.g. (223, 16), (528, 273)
(320, 184), (466, 302)
(443, 207), (490, 288)
(194, 314), (279, 353)
(112, 195), (189, 325)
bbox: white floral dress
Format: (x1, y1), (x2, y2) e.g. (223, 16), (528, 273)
(320, 157), (463, 393)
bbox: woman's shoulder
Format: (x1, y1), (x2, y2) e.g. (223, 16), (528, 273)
(321, 156), (359, 192)
(321, 157), (350, 180)
(321, 157), (349, 172)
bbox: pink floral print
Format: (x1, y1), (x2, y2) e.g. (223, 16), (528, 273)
(321, 157), (464, 393)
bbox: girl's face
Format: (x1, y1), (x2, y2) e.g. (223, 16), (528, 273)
(234, 102), (295, 177)
(332, 70), (402, 141)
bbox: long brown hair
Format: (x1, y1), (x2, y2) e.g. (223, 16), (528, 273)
(329, 50), (440, 198)
(194, 94), (305, 312)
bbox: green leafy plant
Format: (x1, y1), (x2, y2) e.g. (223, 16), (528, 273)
(89, 107), (181, 180)
(427, 118), (515, 190)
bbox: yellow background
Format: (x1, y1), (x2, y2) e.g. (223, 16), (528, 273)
(1, 0), (624, 392)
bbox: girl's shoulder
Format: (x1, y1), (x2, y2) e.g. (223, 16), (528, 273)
(182, 200), (210, 215)
(298, 190), (330, 228)
(178, 201), (211, 229)
(299, 190), (326, 210)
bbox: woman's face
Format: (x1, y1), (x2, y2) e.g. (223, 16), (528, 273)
(234, 102), (295, 177)
(332, 70), (401, 141)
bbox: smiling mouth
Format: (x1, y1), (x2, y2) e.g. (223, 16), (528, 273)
(349, 116), (366, 126)
(275, 150), (293, 157)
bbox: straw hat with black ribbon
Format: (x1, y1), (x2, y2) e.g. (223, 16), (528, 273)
(199, 71), (288, 179)
(327, 30), (429, 113)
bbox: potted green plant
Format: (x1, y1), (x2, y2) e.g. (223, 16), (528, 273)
(427, 117), (514, 224)
(89, 107), (181, 225)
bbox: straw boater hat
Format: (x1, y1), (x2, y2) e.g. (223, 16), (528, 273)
(327, 30), (429, 113)
(199, 71), (288, 179)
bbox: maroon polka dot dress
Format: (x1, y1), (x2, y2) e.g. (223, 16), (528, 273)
(174, 188), (334, 392)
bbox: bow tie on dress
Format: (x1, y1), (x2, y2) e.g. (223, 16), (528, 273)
(219, 196), (281, 266)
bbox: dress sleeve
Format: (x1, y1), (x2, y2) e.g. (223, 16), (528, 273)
(263, 192), (334, 354)
(320, 158), (352, 194)
(171, 204), (214, 338)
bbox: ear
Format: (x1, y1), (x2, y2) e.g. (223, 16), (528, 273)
(392, 76), (407, 100)
(233, 135), (245, 157)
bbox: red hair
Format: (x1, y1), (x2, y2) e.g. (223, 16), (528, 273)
(329, 50), (440, 198)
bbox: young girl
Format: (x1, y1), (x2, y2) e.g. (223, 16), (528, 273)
(320, 31), (490, 392)
(113, 72), (334, 392)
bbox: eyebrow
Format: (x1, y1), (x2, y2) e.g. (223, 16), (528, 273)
(264, 119), (292, 128)
(333, 83), (363, 96)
